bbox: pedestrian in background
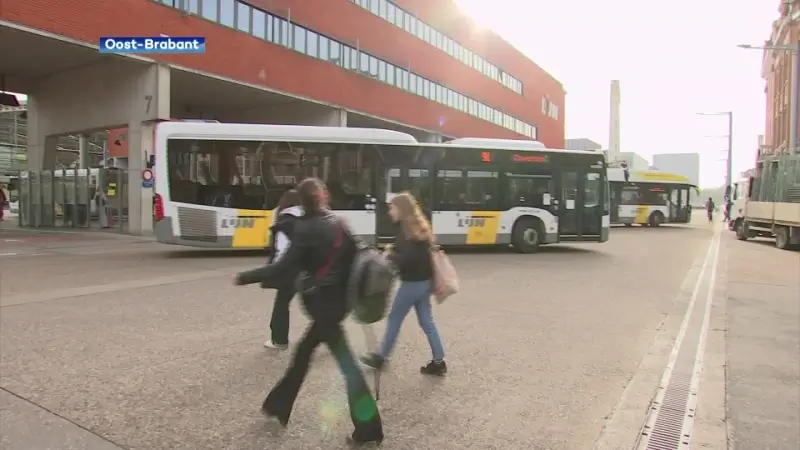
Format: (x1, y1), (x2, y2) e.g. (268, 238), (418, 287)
(263, 189), (303, 350)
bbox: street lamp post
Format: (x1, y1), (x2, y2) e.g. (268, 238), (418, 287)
(697, 111), (734, 200)
(738, 42), (800, 153)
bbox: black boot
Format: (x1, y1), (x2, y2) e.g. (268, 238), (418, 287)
(260, 400), (288, 428)
(346, 430), (384, 447)
(420, 360), (447, 376)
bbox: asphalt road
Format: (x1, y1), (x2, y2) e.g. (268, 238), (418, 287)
(0, 219), (795, 449)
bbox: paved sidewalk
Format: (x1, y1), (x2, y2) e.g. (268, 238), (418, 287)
(725, 236), (800, 450)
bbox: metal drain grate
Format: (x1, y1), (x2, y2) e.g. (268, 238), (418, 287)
(637, 233), (721, 450)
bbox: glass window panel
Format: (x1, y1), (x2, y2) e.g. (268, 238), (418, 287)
(236, 2), (250, 32)
(319, 36), (329, 60)
(369, 56), (378, 76)
(387, 64), (395, 84)
(280, 18), (289, 46)
(220, 0), (234, 26)
(342, 44), (351, 68)
(200, 0), (217, 21)
(293, 25), (306, 53)
(360, 52), (369, 72)
(387, 3), (395, 23)
(252, 9), (265, 38)
(330, 40), (341, 64)
(378, 60), (386, 80)
(306, 31), (318, 57)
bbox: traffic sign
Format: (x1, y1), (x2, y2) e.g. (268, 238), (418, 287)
(141, 169), (154, 188)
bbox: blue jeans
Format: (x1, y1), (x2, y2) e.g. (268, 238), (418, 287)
(379, 280), (445, 361)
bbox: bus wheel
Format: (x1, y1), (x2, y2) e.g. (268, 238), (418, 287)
(775, 226), (790, 250)
(735, 219), (748, 240)
(648, 211), (665, 227)
(512, 217), (543, 254)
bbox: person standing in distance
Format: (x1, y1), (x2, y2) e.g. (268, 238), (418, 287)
(234, 178), (383, 446)
(361, 192), (447, 376)
(263, 189), (303, 350)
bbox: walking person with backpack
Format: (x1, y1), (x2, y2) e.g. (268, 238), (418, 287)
(233, 178), (383, 446)
(262, 189), (303, 350)
(361, 192), (448, 376)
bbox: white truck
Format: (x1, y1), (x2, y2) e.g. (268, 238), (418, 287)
(729, 153), (800, 250)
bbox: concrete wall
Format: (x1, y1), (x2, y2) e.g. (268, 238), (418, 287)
(210, 103), (348, 127)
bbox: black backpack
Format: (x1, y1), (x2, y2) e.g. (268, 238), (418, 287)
(346, 241), (395, 324)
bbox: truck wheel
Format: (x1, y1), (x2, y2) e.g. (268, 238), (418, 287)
(648, 211), (665, 227)
(735, 220), (748, 240)
(775, 226), (790, 250)
(512, 217), (543, 254)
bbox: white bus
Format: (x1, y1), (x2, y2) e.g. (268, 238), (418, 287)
(608, 167), (697, 227)
(153, 122), (610, 252)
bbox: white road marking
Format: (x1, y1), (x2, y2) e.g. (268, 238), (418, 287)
(655, 230), (720, 402)
(635, 226), (722, 449)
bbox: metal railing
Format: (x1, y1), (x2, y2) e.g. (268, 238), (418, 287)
(16, 168), (131, 231)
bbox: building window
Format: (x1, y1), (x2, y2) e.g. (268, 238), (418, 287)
(158, 0), (537, 138)
(252, 9), (265, 38)
(220, 0), (234, 27)
(200, 0), (217, 21)
(306, 31), (318, 57)
(319, 36), (329, 60)
(236, 2), (250, 32)
(330, 40), (341, 64)
(292, 25), (306, 53)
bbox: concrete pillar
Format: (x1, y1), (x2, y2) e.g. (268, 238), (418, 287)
(126, 121), (156, 235)
(78, 134), (89, 169)
(324, 108), (347, 127)
(126, 64), (170, 236)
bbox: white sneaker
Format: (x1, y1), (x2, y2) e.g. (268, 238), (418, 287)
(264, 340), (289, 350)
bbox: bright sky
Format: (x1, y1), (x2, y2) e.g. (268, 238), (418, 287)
(456, 0), (776, 187)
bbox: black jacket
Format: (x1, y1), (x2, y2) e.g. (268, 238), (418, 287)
(389, 224), (433, 282)
(238, 210), (356, 291)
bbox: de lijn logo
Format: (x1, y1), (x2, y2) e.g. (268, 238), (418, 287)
(457, 216), (492, 228)
(220, 215), (265, 229)
(99, 36), (206, 54)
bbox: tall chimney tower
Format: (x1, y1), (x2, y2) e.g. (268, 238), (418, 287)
(608, 80), (621, 162)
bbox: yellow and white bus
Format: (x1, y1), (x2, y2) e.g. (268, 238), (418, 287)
(608, 167), (697, 227)
(153, 122), (610, 252)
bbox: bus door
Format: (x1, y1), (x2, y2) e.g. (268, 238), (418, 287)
(675, 186), (691, 222)
(375, 165), (433, 244)
(610, 183), (621, 222)
(555, 168), (604, 239)
(375, 166), (401, 244)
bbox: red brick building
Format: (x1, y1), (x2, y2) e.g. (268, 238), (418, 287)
(762, 0), (800, 155)
(1, 0), (565, 147)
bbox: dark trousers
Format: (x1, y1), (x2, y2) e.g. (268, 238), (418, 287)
(269, 286), (294, 345)
(263, 288), (383, 440)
